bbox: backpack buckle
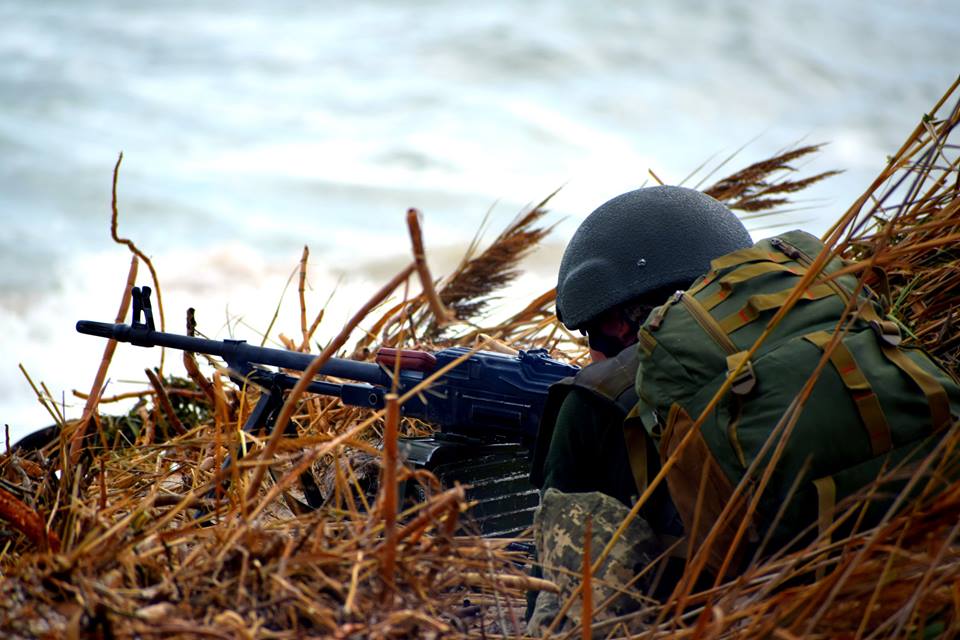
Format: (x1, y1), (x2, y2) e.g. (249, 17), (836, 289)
(648, 291), (684, 331)
(727, 351), (757, 395)
(870, 320), (902, 346)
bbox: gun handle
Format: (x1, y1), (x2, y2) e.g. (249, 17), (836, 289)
(376, 348), (437, 372)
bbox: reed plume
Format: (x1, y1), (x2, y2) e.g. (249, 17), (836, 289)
(703, 143), (841, 213)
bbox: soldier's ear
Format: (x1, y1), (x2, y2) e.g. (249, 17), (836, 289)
(613, 312), (639, 345)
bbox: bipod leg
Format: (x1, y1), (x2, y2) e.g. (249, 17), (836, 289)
(198, 386), (287, 522)
(243, 380), (325, 512)
(269, 388), (325, 511)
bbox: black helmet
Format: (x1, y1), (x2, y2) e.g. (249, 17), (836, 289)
(556, 186), (753, 330)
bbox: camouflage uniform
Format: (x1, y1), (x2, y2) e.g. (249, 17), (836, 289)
(526, 488), (659, 634)
(531, 345), (683, 535)
(527, 346), (684, 629)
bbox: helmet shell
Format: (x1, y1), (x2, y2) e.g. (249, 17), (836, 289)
(556, 186), (753, 330)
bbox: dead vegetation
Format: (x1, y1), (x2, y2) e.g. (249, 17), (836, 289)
(1, 77), (959, 638)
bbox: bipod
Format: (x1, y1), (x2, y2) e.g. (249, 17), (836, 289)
(200, 371), (325, 523)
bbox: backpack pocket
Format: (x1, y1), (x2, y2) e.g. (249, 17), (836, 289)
(658, 402), (746, 575)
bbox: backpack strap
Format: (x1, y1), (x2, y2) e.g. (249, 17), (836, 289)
(879, 344), (953, 432)
(813, 476), (837, 542)
(718, 283), (836, 335)
(812, 475), (837, 580)
(623, 403), (649, 496)
(804, 331), (893, 455)
(860, 304), (953, 432)
(572, 346), (642, 415)
(710, 246), (794, 271)
(725, 395), (748, 468)
(685, 245), (798, 297)
(700, 261), (808, 312)
(530, 347), (641, 488)
(673, 293), (758, 395)
(529, 377), (576, 488)
(853, 305), (951, 431)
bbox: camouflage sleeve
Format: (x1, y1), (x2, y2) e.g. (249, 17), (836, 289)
(526, 488), (662, 635)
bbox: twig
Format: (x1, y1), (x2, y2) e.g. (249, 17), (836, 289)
(109, 152), (166, 372)
(407, 208), (453, 326)
(18, 364), (63, 428)
(381, 393), (399, 597)
(183, 308), (218, 405)
(0, 486), (60, 552)
(70, 254), (139, 465)
(299, 245), (310, 348)
(99, 457), (107, 512)
(144, 368), (188, 436)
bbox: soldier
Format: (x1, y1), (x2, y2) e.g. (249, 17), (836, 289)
(527, 186), (753, 631)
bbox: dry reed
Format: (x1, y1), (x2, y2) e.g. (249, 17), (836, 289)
(703, 144), (840, 213)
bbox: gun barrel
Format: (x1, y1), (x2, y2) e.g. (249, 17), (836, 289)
(75, 320), (117, 340)
(75, 320), (390, 386)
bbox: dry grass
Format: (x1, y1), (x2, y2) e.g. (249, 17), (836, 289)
(703, 143), (841, 214)
(838, 96), (960, 376)
(2, 78), (959, 639)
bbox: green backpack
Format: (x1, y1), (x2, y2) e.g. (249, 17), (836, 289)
(625, 229), (960, 573)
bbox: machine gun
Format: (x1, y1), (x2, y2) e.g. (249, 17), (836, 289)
(76, 286), (579, 535)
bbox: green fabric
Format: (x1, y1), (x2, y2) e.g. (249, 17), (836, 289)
(533, 345), (640, 495)
(541, 387), (637, 507)
(633, 229), (960, 550)
(540, 386), (684, 540)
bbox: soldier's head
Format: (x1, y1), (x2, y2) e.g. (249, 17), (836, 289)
(556, 186), (752, 361)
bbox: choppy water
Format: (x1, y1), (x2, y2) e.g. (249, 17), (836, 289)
(1, 0), (958, 439)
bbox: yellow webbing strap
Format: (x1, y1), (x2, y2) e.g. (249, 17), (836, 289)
(700, 261), (807, 312)
(710, 246), (793, 271)
(813, 476), (836, 541)
(812, 474), (837, 582)
(804, 331), (893, 455)
(725, 395), (748, 468)
(717, 283), (836, 335)
(623, 403), (649, 497)
(636, 327), (657, 357)
(685, 272), (717, 297)
(880, 344), (952, 432)
(812, 475), (837, 580)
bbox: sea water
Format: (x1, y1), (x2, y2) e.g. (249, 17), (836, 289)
(1, 0), (958, 440)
